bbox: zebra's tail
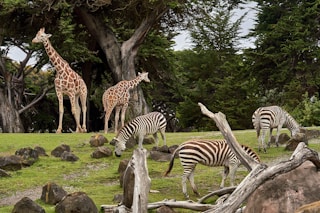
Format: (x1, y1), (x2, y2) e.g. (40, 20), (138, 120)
(164, 146), (180, 176)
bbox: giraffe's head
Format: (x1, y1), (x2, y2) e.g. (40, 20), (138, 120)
(32, 28), (52, 43)
(138, 72), (150, 83)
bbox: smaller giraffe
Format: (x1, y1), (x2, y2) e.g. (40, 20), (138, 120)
(102, 72), (150, 134)
(32, 28), (87, 133)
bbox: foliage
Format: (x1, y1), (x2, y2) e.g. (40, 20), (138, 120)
(291, 93), (320, 127)
(248, 0), (320, 107)
(174, 3), (258, 130)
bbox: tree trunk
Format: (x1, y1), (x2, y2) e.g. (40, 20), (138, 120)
(0, 88), (24, 133)
(75, 7), (169, 120)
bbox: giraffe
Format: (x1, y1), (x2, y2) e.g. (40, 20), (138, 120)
(102, 72), (150, 134)
(32, 27), (87, 133)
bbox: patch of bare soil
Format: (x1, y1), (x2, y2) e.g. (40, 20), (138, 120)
(0, 187), (42, 207)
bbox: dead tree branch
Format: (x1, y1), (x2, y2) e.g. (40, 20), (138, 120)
(198, 102), (320, 213)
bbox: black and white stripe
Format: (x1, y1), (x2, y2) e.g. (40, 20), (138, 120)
(252, 105), (301, 152)
(164, 139), (260, 199)
(113, 112), (167, 157)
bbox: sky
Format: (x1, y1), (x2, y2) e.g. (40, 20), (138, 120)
(173, 2), (258, 50)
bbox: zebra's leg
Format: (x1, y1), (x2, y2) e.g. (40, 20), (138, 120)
(220, 166), (229, 188)
(275, 125), (282, 147)
(159, 128), (167, 146)
(153, 133), (159, 147)
(267, 128), (273, 148)
(229, 164), (240, 186)
(261, 129), (267, 153)
(181, 173), (190, 199)
(188, 170), (200, 197)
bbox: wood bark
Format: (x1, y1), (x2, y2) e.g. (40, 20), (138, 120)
(117, 148), (151, 213)
(75, 7), (169, 118)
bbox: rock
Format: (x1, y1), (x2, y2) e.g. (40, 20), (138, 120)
(245, 161), (320, 213)
(51, 144), (71, 157)
(113, 194), (123, 203)
(60, 151), (79, 162)
(89, 134), (108, 147)
(15, 147), (39, 166)
(34, 146), (48, 156)
(91, 146), (112, 158)
(55, 191), (98, 213)
(118, 159), (130, 187)
(0, 168), (10, 177)
(295, 200), (320, 213)
(143, 137), (155, 144)
(149, 151), (172, 162)
(15, 147), (39, 160)
(152, 145), (169, 153)
(12, 197), (45, 213)
(40, 182), (67, 205)
(285, 138), (301, 151)
(0, 155), (23, 171)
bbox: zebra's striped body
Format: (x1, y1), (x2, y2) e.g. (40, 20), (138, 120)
(164, 139), (260, 199)
(113, 112), (167, 157)
(252, 105), (301, 152)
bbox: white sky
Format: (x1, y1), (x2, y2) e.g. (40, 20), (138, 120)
(173, 1), (258, 50)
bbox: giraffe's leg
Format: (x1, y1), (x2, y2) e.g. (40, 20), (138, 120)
(69, 95), (81, 133)
(80, 93), (87, 133)
(104, 106), (113, 134)
(56, 92), (64, 133)
(119, 103), (128, 132)
(74, 96), (82, 133)
(114, 106), (122, 134)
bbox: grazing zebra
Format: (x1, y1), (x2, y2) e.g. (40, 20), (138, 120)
(252, 105), (301, 152)
(164, 139), (260, 199)
(113, 112), (167, 157)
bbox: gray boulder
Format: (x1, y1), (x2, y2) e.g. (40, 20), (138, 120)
(12, 197), (45, 213)
(40, 182), (67, 205)
(245, 161), (320, 213)
(55, 191), (98, 213)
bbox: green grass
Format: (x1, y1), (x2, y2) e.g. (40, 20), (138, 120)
(0, 129), (320, 212)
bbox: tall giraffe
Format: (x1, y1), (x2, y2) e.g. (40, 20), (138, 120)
(32, 28), (87, 133)
(102, 72), (150, 134)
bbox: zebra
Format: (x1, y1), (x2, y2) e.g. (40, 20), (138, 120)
(252, 105), (301, 152)
(164, 139), (260, 199)
(112, 111), (167, 157)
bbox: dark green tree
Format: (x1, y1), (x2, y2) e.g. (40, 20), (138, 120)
(175, 2), (256, 130)
(247, 0), (320, 111)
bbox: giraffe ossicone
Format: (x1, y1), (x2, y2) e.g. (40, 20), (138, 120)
(102, 72), (150, 134)
(32, 27), (88, 133)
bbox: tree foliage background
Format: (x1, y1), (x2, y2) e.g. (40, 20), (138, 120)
(0, 0), (319, 132)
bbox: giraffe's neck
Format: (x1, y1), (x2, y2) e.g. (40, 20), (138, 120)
(43, 39), (69, 75)
(127, 75), (143, 89)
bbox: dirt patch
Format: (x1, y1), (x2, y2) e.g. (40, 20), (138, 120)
(0, 187), (42, 207)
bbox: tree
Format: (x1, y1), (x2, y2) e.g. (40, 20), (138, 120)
(175, 2), (256, 130)
(247, 0), (320, 110)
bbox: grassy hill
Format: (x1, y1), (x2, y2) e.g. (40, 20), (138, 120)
(0, 129), (319, 212)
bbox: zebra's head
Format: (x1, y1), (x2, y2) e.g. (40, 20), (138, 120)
(114, 138), (126, 157)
